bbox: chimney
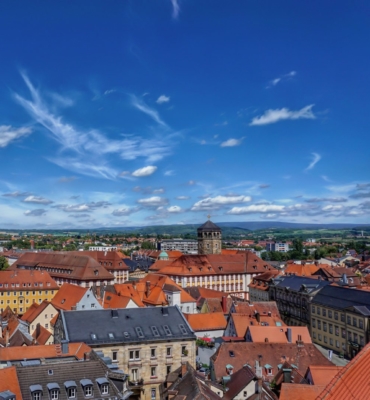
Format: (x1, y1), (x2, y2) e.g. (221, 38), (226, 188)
(36, 323), (41, 339)
(162, 307), (169, 316)
(84, 352), (90, 361)
(283, 368), (292, 383)
(181, 361), (187, 377)
(264, 338), (269, 342)
(287, 328), (292, 343)
(146, 281), (151, 297)
(61, 339), (69, 354)
(255, 311), (261, 323)
(221, 296), (227, 313)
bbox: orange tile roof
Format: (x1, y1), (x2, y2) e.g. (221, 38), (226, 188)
(183, 312), (227, 331)
(317, 341), (370, 399)
(114, 283), (145, 307)
(285, 263), (321, 276)
(280, 384), (326, 400)
(50, 312), (59, 326)
(70, 250), (130, 270)
(0, 342), (91, 361)
(0, 366), (22, 399)
(0, 269), (59, 290)
(21, 300), (55, 323)
(103, 292), (132, 309)
(306, 365), (343, 386)
(247, 326), (312, 343)
(32, 324), (52, 345)
(51, 283), (88, 310)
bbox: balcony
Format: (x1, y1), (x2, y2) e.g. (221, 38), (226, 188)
(128, 378), (144, 389)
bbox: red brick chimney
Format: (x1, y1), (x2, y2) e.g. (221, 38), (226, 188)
(146, 281), (151, 297)
(181, 361), (187, 377)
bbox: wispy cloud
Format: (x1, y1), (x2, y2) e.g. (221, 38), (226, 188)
(176, 195), (190, 200)
(0, 125), (32, 147)
(156, 95), (170, 104)
(132, 166), (157, 177)
(170, 0), (180, 19)
(14, 73), (173, 179)
(131, 95), (168, 127)
(24, 209), (47, 217)
(191, 195), (252, 211)
(53, 201), (111, 212)
(220, 138), (244, 147)
(112, 206), (141, 216)
(3, 191), (31, 198)
(137, 196), (168, 207)
(266, 70), (296, 88)
(164, 170), (175, 176)
(321, 175), (332, 182)
(305, 152), (321, 171)
(250, 105), (315, 126)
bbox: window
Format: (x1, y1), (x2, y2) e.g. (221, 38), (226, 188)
(360, 336), (365, 346)
(151, 388), (156, 399)
(45, 323), (49, 329)
(334, 312), (338, 320)
(324, 336), (327, 343)
(347, 316), (351, 325)
(313, 332), (316, 339)
(33, 393), (42, 400)
(328, 310), (332, 318)
(317, 307), (321, 315)
(335, 326), (339, 336)
(323, 322), (327, 332)
(151, 366), (156, 377)
(131, 368), (139, 381)
(101, 384), (108, 395)
(129, 350), (140, 360)
(50, 389), (59, 400)
(84, 386), (93, 397)
(329, 338), (333, 346)
(318, 334), (322, 341)
(329, 324), (333, 334)
(322, 309), (326, 317)
(342, 328), (346, 338)
(151, 348), (156, 358)
(312, 319), (316, 328)
(354, 333), (358, 344)
(318, 320), (321, 330)
(167, 365), (171, 374)
(359, 319), (364, 329)
(166, 347), (172, 357)
(181, 345), (187, 356)
(312, 306), (315, 314)
(353, 317), (357, 327)
(336, 340), (340, 348)
(341, 313), (345, 322)
(112, 350), (118, 362)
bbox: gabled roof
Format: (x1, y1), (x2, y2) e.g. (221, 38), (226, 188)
(103, 292), (133, 309)
(183, 312), (227, 331)
(305, 365), (343, 386)
(51, 283), (89, 310)
(0, 366), (22, 400)
(280, 383), (326, 400)
(21, 300), (56, 323)
(32, 324), (52, 345)
(113, 283), (145, 307)
(0, 269), (59, 290)
(211, 342), (333, 382)
(69, 250), (130, 271)
(0, 342), (91, 361)
(247, 326), (312, 344)
(316, 342), (370, 399)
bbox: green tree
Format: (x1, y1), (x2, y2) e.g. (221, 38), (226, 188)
(0, 256), (9, 271)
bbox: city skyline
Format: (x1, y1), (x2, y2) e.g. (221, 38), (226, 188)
(1, 1), (370, 228)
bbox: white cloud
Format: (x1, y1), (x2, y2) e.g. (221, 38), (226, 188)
(176, 196), (190, 200)
(131, 95), (168, 127)
(22, 195), (53, 205)
(3, 191), (31, 198)
(156, 95), (170, 104)
(220, 138), (244, 147)
(305, 152), (321, 171)
(112, 206), (140, 216)
(250, 105), (315, 126)
(104, 89), (116, 95)
(168, 205), (182, 213)
(267, 71), (297, 88)
(153, 188), (165, 194)
(132, 166), (157, 177)
(164, 170), (175, 176)
(227, 204), (285, 214)
(322, 205), (344, 212)
(170, 0), (180, 19)
(191, 195), (252, 211)
(0, 125), (32, 148)
(137, 196), (168, 207)
(54, 201), (111, 212)
(24, 209), (47, 217)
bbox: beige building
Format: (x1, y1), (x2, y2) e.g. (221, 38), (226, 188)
(311, 285), (370, 358)
(54, 306), (196, 400)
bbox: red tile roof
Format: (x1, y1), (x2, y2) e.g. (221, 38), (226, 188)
(21, 300), (55, 323)
(0, 366), (22, 399)
(32, 324), (52, 345)
(183, 312), (227, 331)
(103, 292), (132, 309)
(280, 384), (326, 400)
(247, 326), (311, 343)
(70, 250), (129, 271)
(51, 283), (88, 310)
(0, 269), (59, 291)
(317, 342), (370, 399)
(306, 365), (343, 386)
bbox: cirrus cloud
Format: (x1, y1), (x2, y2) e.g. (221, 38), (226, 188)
(250, 104), (315, 126)
(24, 209), (47, 217)
(191, 195), (252, 211)
(132, 166), (157, 177)
(220, 138), (244, 147)
(156, 95), (170, 104)
(22, 195), (53, 205)
(0, 125), (32, 148)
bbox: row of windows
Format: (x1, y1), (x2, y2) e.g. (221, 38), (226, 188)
(0, 290), (54, 296)
(312, 307), (364, 329)
(127, 345), (188, 361)
(31, 382), (108, 400)
(0, 282), (52, 288)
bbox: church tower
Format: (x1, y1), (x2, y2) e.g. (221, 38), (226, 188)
(197, 217), (222, 255)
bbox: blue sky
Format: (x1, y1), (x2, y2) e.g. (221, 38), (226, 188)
(1, 1), (370, 229)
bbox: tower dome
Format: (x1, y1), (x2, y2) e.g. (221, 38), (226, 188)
(197, 218), (222, 255)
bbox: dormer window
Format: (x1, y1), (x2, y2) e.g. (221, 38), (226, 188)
(47, 383), (60, 400)
(30, 384), (43, 400)
(80, 379), (93, 397)
(96, 378), (109, 395)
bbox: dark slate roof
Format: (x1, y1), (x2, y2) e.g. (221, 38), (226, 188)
(61, 306), (196, 345)
(122, 258), (153, 272)
(223, 365), (256, 400)
(273, 275), (330, 293)
(16, 358), (123, 400)
(197, 220), (221, 232)
(312, 285), (370, 312)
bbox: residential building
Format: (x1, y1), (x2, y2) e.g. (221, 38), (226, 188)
(248, 270), (281, 302)
(88, 245), (117, 251)
(71, 250), (130, 284)
(265, 242), (289, 252)
(197, 219), (222, 255)
(51, 283), (103, 311)
(20, 300), (57, 341)
(150, 252), (273, 299)
(183, 312), (227, 338)
(12, 252), (114, 288)
(311, 285), (370, 358)
(245, 326), (312, 344)
(158, 239), (198, 254)
(269, 275), (330, 327)
(210, 341), (333, 384)
(15, 350), (131, 400)
(54, 306), (196, 400)
(0, 270), (59, 315)
(160, 361), (221, 400)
